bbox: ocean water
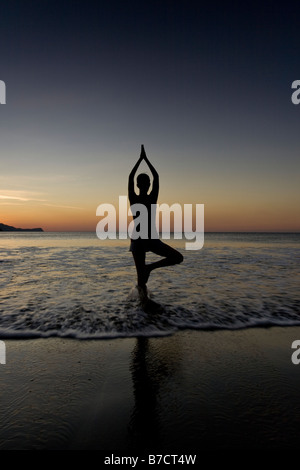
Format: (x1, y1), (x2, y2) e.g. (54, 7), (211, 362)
(0, 232), (299, 339)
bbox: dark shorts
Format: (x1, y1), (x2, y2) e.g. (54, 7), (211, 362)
(129, 238), (167, 254)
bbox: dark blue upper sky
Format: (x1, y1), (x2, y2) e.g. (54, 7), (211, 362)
(0, 1), (299, 230)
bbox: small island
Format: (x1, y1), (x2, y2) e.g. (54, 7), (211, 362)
(0, 222), (44, 232)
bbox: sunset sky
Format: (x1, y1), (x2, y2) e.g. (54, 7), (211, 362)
(0, 1), (299, 231)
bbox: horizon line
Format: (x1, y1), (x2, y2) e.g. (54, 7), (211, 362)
(2, 230), (299, 234)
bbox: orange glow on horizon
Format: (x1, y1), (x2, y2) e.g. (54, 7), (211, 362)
(1, 198), (299, 232)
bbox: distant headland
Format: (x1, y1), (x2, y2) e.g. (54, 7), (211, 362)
(0, 223), (43, 232)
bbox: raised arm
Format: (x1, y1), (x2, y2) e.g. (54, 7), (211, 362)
(142, 145), (159, 200)
(128, 152), (143, 201)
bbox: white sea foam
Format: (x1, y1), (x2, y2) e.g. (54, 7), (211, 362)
(0, 232), (299, 339)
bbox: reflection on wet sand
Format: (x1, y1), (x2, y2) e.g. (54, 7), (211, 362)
(129, 336), (181, 450)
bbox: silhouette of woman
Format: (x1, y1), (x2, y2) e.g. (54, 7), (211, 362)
(128, 145), (183, 293)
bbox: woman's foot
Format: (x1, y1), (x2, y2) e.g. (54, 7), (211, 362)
(136, 284), (148, 302)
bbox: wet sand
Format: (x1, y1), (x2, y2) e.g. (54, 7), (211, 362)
(1, 327), (300, 450)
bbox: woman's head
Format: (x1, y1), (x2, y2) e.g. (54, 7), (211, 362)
(137, 173), (151, 193)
